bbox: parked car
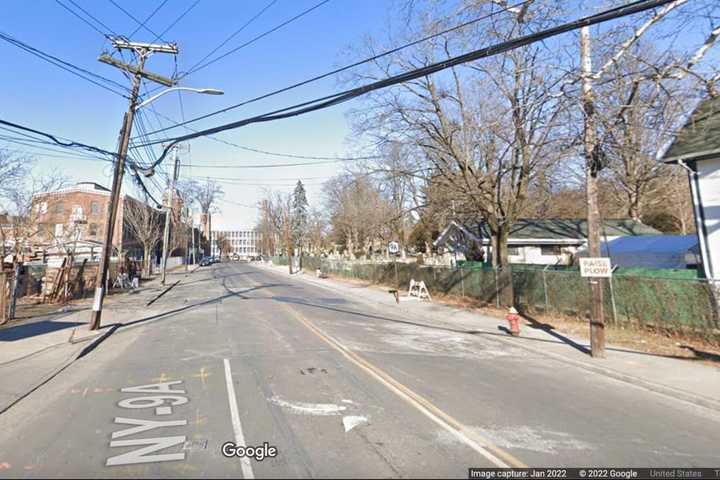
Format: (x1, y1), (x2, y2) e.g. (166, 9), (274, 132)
(199, 256), (213, 266)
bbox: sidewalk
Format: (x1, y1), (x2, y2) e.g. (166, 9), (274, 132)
(0, 267), (199, 414)
(259, 262), (720, 412)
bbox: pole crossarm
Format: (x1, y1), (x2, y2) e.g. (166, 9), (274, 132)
(99, 53), (175, 87)
(111, 38), (178, 54)
(90, 43), (178, 330)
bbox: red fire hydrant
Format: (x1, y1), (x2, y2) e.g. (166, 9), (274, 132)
(506, 306), (520, 336)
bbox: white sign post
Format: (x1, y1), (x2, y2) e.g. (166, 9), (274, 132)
(579, 257), (612, 278)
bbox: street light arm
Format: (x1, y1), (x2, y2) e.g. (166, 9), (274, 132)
(135, 87), (224, 110)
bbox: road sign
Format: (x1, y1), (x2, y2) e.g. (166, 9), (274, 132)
(579, 257), (612, 278)
(388, 241), (400, 255)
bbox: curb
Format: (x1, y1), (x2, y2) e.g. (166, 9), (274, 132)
(489, 333), (720, 413)
(262, 263), (720, 414)
(0, 269), (202, 416)
(0, 323), (119, 416)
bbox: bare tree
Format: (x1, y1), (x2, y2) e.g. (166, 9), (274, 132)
(347, 1), (571, 269)
(324, 174), (394, 258)
(5, 167), (69, 261)
(124, 199), (162, 277)
(215, 232), (233, 258)
(187, 178), (224, 255)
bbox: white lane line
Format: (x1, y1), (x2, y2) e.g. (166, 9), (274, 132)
(223, 359), (255, 479)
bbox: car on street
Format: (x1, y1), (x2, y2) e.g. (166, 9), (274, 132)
(199, 256), (213, 266)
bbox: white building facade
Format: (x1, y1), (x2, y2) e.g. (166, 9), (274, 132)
(210, 229), (260, 259)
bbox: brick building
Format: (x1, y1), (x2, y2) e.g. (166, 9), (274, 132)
(31, 182), (159, 260)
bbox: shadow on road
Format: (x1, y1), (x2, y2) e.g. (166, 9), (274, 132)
(521, 312), (591, 355)
(0, 320), (84, 342)
(267, 291), (719, 364)
(122, 283), (290, 330)
(180, 271), (260, 287)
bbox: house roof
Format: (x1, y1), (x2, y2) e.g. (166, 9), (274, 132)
(436, 218), (660, 246)
(662, 95), (720, 163)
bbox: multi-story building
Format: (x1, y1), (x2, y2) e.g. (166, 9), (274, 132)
(31, 182), (161, 261)
(210, 229), (260, 259)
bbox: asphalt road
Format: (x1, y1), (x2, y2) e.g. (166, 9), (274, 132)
(0, 262), (718, 478)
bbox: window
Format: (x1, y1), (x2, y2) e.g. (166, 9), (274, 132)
(89, 223), (98, 236)
(91, 201), (100, 215)
(55, 202), (64, 214)
(507, 246), (520, 256)
(38, 201), (48, 214)
(541, 245), (562, 256)
(54, 223), (64, 237)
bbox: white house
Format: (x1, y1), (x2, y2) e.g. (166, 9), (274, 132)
(434, 218), (661, 266)
(662, 95), (720, 282)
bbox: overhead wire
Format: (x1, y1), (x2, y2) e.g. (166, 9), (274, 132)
(107, 0), (167, 42)
(65, 0), (118, 35)
(180, 0), (330, 79)
(143, 107), (379, 161)
(0, 31), (130, 97)
(54, 0), (113, 38)
(182, 0), (278, 76)
(151, 0), (201, 44)
(128, 0), (170, 39)
(136, 0), (676, 171)
(137, 0), (531, 137)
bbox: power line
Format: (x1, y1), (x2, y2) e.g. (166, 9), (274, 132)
(183, 0), (278, 77)
(151, 0), (200, 44)
(137, 0), (530, 138)
(138, 0), (676, 170)
(219, 198), (258, 209)
(138, 107), (379, 161)
(0, 31), (130, 97)
(0, 119), (155, 176)
(180, 0), (330, 79)
(129, 0), (170, 39)
(0, 136), (112, 162)
(0, 119), (119, 159)
(66, 0), (118, 35)
(54, 0), (112, 38)
(181, 158), (359, 169)
(107, 0), (167, 43)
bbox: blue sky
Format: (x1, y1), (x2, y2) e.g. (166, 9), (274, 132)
(1, 1), (717, 229)
(0, 0), (392, 228)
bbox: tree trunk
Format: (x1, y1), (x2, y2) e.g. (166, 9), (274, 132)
(493, 225), (514, 307)
(143, 245), (151, 278)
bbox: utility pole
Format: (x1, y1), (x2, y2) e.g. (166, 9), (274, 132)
(580, 26), (606, 358)
(161, 147), (181, 285)
(90, 39), (177, 330)
(190, 214), (196, 265)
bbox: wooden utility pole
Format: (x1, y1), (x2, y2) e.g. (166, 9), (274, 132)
(580, 26), (606, 358)
(89, 39), (177, 330)
(161, 147), (181, 285)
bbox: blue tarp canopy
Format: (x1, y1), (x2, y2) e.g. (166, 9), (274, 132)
(601, 235), (699, 269)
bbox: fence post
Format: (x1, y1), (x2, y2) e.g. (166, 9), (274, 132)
(0, 272), (6, 323)
(608, 266), (618, 326)
(9, 264), (20, 320)
(460, 267), (465, 297)
(542, 265), (550, 314)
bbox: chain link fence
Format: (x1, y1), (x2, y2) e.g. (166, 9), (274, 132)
(272, 256), (719, 339)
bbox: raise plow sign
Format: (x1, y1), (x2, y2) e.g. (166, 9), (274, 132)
(579, 257), (612, 278)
